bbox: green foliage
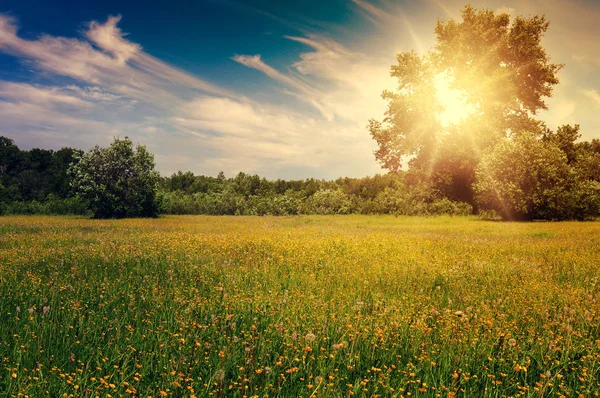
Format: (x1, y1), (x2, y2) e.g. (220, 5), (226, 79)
(304, 189), (352, 215)
(0, 136), (82, 203)
(246, 191), (303, 216)
(1, 196), (89, 216)
(161, 189), (304, 216)
(369, 186), (472, 216)
(2, 126), (597, 220)
(426, 198), (473, 216)
(70, 137), (161, 219)
(542, 124), (581, 163)
(474, 133), (600, 220)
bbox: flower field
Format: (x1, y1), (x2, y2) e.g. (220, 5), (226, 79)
(1, 215), (600, 397)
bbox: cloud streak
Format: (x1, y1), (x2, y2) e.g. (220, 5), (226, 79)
(0, 14), (232, 107)
(232, 54), (315, 95)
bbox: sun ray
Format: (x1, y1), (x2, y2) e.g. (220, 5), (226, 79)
(434, 71), (476, 128)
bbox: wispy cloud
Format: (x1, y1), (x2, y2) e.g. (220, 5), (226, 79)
(0, 82), (92, 107)
(0, 14), (232, 107)
(231, 54), (315, 95)
(171, 95), (379, 176)
(351, 0), (425, 52)
(580, 88), (600, 107)
(86, 15), (140, 64)
(234, 33), (393, 124)
(0, 13), (383, 178)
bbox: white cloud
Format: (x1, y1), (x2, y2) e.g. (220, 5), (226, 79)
(86, 15), (140, 64)
(0, 82), (92, 107)
(63, 85), (123, 102)
(0, 100), (106, 131)
(0, 14), (231, 107)
(232, 54), (314, 94)
(234, 34), (392, 124)
(352, 0), (395, 25)
(172, 95), (379, 175)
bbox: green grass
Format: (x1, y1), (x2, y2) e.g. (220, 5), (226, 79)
(1, 215), (600, 397)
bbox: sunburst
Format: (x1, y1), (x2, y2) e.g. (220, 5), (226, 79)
(434, 71), (476, 128)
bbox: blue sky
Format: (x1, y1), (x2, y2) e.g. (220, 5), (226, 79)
(1, 0), (599, 179)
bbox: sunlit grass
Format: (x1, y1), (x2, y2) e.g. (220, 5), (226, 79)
(1, 215), (599, 396)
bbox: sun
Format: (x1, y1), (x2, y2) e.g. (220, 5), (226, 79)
(434, 71), (476, 128)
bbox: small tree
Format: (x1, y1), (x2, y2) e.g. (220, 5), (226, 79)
(70, 137), (161, 218)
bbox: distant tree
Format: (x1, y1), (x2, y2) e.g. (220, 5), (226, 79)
(165, 171), (197, 194)
(369, 5), (562, 204)
(542, 125), (600, 184)
(0, 136), (22, 201)
(0, 136), (20, 176)
(70, 137), (161, 218)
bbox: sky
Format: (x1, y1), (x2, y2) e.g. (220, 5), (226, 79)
(0, 0), (599, 179)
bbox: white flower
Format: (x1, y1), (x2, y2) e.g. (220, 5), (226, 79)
(332, 341), (348, 350)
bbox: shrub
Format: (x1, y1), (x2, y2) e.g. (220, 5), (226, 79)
(304, 189), (352, 215)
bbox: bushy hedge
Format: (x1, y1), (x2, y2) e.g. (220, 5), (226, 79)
(160, 187), (472, 216)
(0, 196), (89, 216)
(475, 134), (600, 220)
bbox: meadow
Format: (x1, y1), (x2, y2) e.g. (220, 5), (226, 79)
(1, 215), (599, 397)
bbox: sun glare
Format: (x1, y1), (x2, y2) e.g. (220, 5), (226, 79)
(434, 72), (475, 127)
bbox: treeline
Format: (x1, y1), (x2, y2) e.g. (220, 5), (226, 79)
(160, 172), (472, 216)
(0, 137), (88, 215)
(2, 131), (599, 219)
(160, 125), (600, 219)
(0, 136), (471, 217)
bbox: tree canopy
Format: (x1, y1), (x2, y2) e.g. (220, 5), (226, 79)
(474, 133), (600, 220)
(367, 4), (600, 220)
(70, 137), (161, 218)
(369, 5), (563, 204)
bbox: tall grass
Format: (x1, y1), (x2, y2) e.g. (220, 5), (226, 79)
(1, 215), (599, 396)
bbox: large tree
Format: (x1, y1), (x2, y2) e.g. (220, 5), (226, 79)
(369, 5), (562, 203)
(70, 137), (161, 218)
